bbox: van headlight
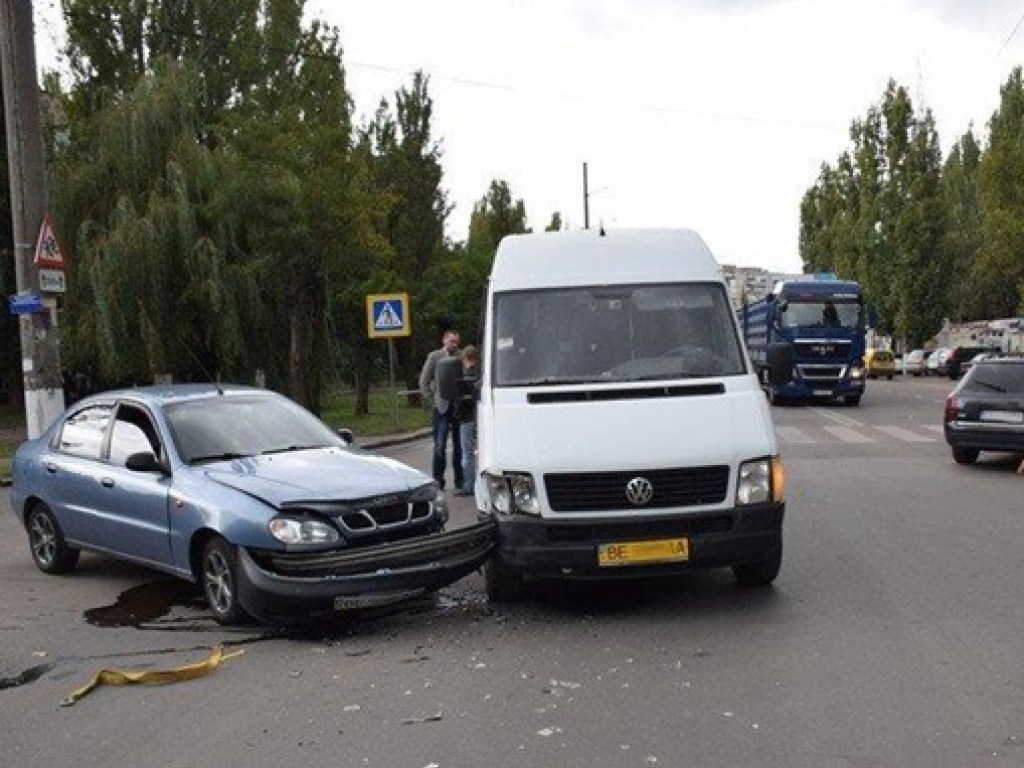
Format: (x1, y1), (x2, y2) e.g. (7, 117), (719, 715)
(269, 516), (341, 544)
(736, 456), (785, 505)
(485, 472), (540, 516)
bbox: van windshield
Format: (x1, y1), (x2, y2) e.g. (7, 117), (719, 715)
(492, 282), (747, 386)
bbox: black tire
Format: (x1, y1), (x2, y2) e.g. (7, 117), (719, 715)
(484, 559), (525, 602)
(952, 447), (979, 465)
(732, 544), (782, 586)
(26, 503), (80, 574)
(201, 537), (251, 625)
(844, 394), (861, 406)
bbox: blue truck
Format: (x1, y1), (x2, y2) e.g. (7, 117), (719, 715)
(739, 275), (868, 406)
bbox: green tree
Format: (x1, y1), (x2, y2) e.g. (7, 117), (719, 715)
(940, 129), (982, 323)
(976, 67), (1024, 317)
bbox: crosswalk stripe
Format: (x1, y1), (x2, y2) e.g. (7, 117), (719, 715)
(873, 425), (935, 443)
(776, 426), (816, 444)
(822, 425), (874, 443)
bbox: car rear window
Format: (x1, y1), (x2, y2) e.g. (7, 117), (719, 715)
(961, 361), (1024, 393)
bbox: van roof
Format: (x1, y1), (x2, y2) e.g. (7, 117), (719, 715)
(491, 228), (721, 291)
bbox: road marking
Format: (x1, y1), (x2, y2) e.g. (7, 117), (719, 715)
(822, 425), (874, 443)
(776, 426), (816, 444)
(920, 424), (944, 434)
(807, 406), (865, 427)
(874, 425), (935, 443)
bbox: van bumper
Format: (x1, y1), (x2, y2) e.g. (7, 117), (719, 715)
(482, 503), (784, 579)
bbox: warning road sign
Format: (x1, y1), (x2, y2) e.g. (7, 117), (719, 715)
(366, 293), (411, 338)
(35, 214), (66, 268)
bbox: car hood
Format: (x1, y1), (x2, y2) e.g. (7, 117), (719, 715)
(202, 448), (431, 507)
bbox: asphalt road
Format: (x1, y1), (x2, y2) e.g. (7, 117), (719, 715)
(1, 375), (1022, 768)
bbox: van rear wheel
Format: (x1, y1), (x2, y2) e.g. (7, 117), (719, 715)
(732, 544), (782, 587)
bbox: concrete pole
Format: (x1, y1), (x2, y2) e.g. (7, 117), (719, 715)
(1, 0), (65, 437)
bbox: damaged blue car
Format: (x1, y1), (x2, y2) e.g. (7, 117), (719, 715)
(9, 384), (496, 623)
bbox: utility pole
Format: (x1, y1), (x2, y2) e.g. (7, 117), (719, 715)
(2, 0), (65, 438)
(582, 161), (590, 230)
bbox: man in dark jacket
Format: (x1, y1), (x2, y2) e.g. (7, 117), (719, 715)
(418, 330), (464, 490)
(453, 345), (479, 496)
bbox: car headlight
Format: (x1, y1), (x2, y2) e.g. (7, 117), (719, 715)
(485, 472), (540, 516)
(849, 364), (865, 380)
(736, 456), (784, 505)
(269, 516), (341, 545)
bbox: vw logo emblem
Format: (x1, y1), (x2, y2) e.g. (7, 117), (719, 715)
(625, 477), (654, 506)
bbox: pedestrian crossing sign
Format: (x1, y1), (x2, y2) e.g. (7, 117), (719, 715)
(366, 293), (411, 338)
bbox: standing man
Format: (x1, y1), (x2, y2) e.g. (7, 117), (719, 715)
(453, 345), (479, 496)
(419, 329), (464, 490)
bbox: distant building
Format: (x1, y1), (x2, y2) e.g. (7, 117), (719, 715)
(933, 317), (1024, 354)
(720, 264), (805, 308)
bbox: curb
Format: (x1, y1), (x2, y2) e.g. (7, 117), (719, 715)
(360, 428), (432, 450)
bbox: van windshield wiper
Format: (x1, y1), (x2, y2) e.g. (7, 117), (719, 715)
(506, 375), (601, 386)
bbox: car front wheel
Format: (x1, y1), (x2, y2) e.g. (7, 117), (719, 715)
(201, 537), (250, 625)
(484, 560), (525, 602)
(27, 503), (80, 574)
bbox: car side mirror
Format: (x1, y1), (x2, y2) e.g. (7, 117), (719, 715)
(337, 427), (355, 446)
(126, 451), (165, 473)
(436, 356), (463, 402)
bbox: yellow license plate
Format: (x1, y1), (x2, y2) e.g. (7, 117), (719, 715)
(598, 537), (689, 567)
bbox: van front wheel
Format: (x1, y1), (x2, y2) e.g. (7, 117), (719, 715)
(732, 545), (782, 587)
(484, 560), (525, 602)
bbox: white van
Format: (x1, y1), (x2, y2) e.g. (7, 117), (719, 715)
(442, 228), (787, 600)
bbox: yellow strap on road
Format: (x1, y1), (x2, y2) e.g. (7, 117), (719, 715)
(60, 644), (244, 707)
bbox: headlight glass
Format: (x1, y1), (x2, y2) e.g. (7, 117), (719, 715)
(736, 458), (770, 505)
(269, 516), (340, 545)
(849, 364), (865, 380)
(485, 472), (540, 516)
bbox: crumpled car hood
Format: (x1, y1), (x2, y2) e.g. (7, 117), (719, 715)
(202, 448), (431, 507)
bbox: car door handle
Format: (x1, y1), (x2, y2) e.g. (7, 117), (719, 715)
(100, 478), (115, 488)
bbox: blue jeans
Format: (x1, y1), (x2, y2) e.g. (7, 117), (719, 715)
(459, 420), (476, 493)
(431, 408), (463, 489)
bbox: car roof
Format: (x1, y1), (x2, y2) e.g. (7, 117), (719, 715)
(76, 383), (267, 408)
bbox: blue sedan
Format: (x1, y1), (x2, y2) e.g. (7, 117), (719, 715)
(9, 384), (496, 623)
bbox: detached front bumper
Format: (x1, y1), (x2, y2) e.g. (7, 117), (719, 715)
(484, 503), (784, 580)
(236, 521), (498, 620)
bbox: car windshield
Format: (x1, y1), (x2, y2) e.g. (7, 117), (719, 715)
(779, 299), (861, 330)
(961, 361), (1024, 394)
(492, 282), (747, 386)
(163, 394), (344, 464)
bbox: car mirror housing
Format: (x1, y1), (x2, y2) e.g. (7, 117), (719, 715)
(125, 451), (166, 473)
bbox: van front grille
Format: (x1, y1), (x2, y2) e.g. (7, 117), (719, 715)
(544, 466), (729, 512)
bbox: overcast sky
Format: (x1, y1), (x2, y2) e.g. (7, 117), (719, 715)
(33, 0), (1024, 272)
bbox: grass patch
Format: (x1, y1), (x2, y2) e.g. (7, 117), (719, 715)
(0, 387), (429, 479)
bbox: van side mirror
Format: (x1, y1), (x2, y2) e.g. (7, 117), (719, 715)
(436, 356), (463, 402)
(336, 428), (355, 446)
(767, 342), (793, 386)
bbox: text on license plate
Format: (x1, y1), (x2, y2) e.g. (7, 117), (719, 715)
(980, 410), (1024, 423)
(813, 389), (832, 396)
(598, 538), (689, 567)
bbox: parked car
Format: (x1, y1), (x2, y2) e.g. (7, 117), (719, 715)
(9, 384), (497, 623)
(962, 351), (1000, 375)
(926, 347), (951, 376)
(945, 345), (1002, 380)
(863, 348), (896, 380)
(943, 357), (1024, 465)
(903, 349), (928, 376)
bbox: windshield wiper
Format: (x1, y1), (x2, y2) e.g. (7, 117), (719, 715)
(189, 452), (253, 464)
(972, 379), (1007, 393)
(261, 444), (324, 455)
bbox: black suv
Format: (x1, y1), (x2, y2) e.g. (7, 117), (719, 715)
(943, 357), (1024, 465)
(945, 345), (1001, 379)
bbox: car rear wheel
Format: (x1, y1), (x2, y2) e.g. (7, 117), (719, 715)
(201, 537), (251, 625)
(844, 394), (861, 406)
(952, 447), (979, 465)
(484, 560), (525, 602)
(27, 503), (80, 574)
(732, 544), (782, 586)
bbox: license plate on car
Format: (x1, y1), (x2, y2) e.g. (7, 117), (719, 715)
(813, 390), (832, 396)
(598, 538), (689, 567)
(980, 410), (1024, 423)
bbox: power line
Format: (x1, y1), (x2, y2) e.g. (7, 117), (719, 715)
(996, 9), (1024, 56)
